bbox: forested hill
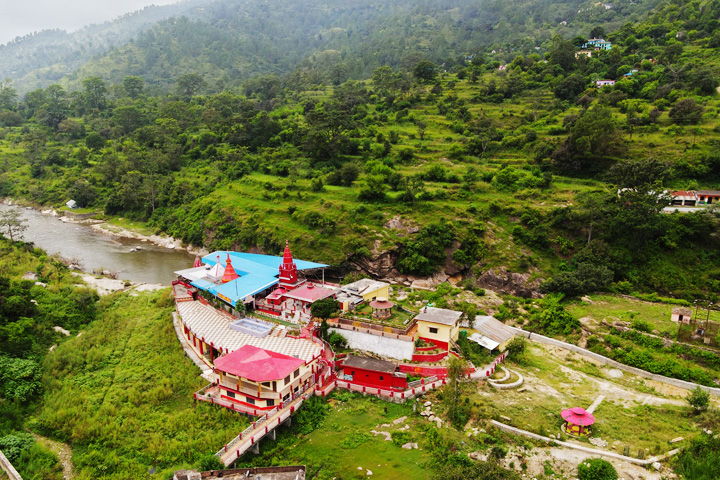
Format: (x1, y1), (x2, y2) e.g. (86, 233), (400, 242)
(0, 0), (211, 94)
(5, 0), (663, 95)
(0, 0), (720, 302)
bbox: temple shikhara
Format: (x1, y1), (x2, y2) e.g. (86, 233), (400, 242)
(175, 241), (332, 323)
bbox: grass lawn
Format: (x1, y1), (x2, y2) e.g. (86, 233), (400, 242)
(237, 393), (433, 480)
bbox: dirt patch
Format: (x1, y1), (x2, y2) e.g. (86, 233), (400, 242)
(73, 273), (166, 296)
(30, 433), (75, 480)
(513, 446), (665, 480)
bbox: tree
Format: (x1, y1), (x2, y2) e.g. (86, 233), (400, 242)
(310, 297), (340, 322)
(555, 74), (587, 101)
(444, 355), (468, 428)
(590, 26), (606, 39)
(578, 459), (617, 480)
(548, 35), (576, 71)
(552, 106), (621, 173)
(82, 76), (108, 111)
(176, 73), (207, 99)
(413, 60), (437, 83)
(669, 98), (704, 125)
(0, 80), (17, 110)
(0, 210), (28, 242)
(122, 76), (145, 99)
(687, 386), (710, 413)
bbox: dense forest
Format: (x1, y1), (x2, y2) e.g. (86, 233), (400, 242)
(1, 0), (719, 301)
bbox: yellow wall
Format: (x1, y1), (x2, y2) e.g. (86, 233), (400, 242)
(361, 285), (389, 302)
(417, 320), (459, 348)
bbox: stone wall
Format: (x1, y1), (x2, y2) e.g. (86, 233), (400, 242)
(329, 328), (414, 361)
(507, 326), (720, 396)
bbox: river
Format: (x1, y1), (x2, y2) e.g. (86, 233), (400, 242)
(0, 204), (195, 285)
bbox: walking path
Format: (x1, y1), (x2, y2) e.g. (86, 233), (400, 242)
(586, 394), (605, 414)
(217, 386), (315, 467)
(30, 433), (75, 480)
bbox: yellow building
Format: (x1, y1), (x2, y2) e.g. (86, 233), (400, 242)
(414, 307), (463, 350)
(338, 279), (391, 311)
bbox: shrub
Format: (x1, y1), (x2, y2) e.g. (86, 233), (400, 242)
(577, 458), (618, 480)
(687, 386), (711, 413)
(391, 430), (411, 446)
(0, 433), (34, 462)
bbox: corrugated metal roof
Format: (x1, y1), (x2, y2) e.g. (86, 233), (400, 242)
(342, 355), (397, 373)
(473, 315), (514, 345)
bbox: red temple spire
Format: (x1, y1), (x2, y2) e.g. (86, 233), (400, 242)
(222, 252), (240, 283)
(193, 255), (202, 268)
(278, 240), (298, 287)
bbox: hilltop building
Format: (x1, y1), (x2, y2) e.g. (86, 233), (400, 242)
(336, 278), (390, 311)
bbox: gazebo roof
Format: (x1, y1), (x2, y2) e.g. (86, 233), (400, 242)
(369, 299), (394, 310)
(561, 407), (595, 426)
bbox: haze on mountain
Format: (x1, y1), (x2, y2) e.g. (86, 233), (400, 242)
(0, 0), (180, 45)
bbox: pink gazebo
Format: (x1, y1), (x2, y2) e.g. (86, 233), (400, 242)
(369, 298), (394, 319)
(561, 407), (595, 436)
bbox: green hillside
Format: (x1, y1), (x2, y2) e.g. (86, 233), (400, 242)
(0, 0), (719, 301)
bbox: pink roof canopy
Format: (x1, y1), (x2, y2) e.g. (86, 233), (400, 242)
(283, 282), (335, 303)
(214, 345), (304, 382)
(369, 299), (394, 310)
(561, 407), (596, 426)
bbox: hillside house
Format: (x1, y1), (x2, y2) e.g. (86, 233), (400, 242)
(595, 79), (615, 88)
(575, 50), (593, 58)
(697, 190), (720, 205)
(671, 191), (697, 206)
(671, 307), (693, 324)
(213, 344), (318, 410)
(413, 306), (463, 350)
(582, 38), (612, 50)
(338, 355), (407, 390)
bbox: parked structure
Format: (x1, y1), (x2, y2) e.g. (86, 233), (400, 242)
(670, 191), (697, 206)
(413, 306), (463, 350)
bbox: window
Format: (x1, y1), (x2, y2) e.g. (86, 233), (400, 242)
(226, 391), (235, 398)
(379, 376), (384, 381)
(267, 399), (274, 407)
(262, 382), (271, 388)
(293, 369), (299, 378)
(429, 327), (438, 334)
(246, 397), (256, 405)
(284, 375), (291, 384)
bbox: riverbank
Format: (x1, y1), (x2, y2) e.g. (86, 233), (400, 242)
(2, 197), (207, 256)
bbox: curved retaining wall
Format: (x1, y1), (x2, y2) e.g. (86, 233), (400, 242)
(507, 326), (720, 396)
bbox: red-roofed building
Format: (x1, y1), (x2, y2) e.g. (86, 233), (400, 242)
(214, 345), (318, 410)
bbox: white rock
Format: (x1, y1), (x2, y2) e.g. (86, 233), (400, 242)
(428, 415), (435, 421)
(652, 462), (662, 471)
(53, 326), (70, 336)
(366, 470), (372, 476)
(424, 401), (432, 407)
(392, 416), (407, 425)
(670, 437), (684, 443)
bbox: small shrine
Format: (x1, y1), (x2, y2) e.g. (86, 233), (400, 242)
(561, 407), (595, 436)
(369, 298), (394, 319)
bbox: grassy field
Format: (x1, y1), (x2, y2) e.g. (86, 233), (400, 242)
(475, 344), (703, 453)
(32, 290), (251, 479)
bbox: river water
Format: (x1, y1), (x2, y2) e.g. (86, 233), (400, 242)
(0, 204), (195, 285)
